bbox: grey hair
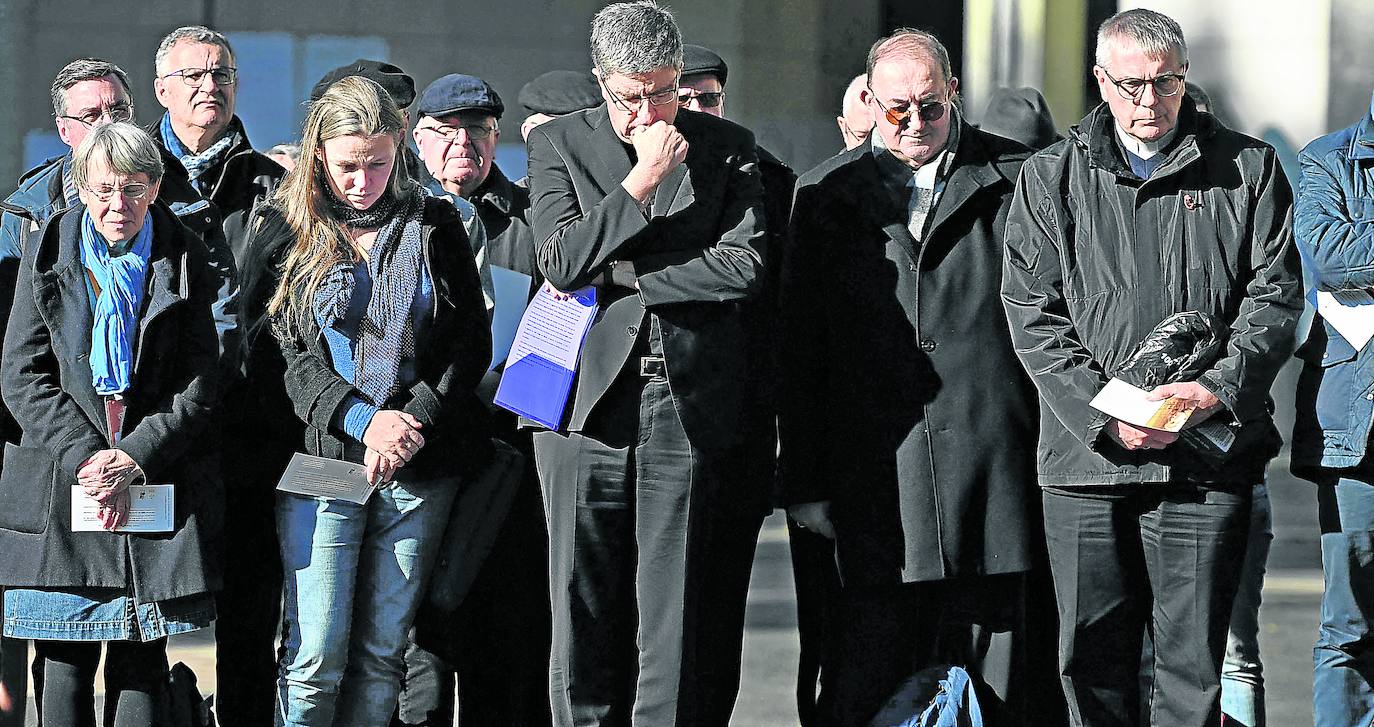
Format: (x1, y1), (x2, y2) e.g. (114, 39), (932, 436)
(155, 26), (235, 76)
(1095, 9), (1188, 68)
(50, 58), (133, 116)
(866, 28), (954, 86)
(590, 1), (683, 76)
(72, 122), (165, 188)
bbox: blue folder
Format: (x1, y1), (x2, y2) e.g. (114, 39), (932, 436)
(494, 286), (597, 430)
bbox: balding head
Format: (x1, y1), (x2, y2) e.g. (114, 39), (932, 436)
(837, 74), (873, 150)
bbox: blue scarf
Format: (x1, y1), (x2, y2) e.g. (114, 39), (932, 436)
(159, 113), (240, 191)
(79, 209), (153, 395)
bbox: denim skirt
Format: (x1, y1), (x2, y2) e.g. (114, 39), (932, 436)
(3, 587), (215, 641)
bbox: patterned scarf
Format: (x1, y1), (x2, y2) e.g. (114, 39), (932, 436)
(80, 209), (153, 395)
(159, 113), (241, 192)
(313, 189), (425, 406)
(323, 183), (399, 230)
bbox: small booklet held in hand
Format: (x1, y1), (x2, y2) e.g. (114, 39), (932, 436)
(72, 484), (174, 533)
(1089, 378), (1199, 432)
(276, 452), (377, 505)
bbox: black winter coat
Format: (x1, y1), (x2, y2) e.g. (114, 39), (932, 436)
(780, 126), (1037, 586)
(0, 202), (226, 601)
(265, 196), (494, 480)
(1001, 99), (1304, 487)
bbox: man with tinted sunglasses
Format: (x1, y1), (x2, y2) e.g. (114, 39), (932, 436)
(782, 27), (1040, 725)
(1002, 9), (1301, 726)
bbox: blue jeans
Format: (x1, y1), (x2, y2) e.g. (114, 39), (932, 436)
(1222, 483), (1273, 727)
(275, 474), (457, 727)
(1314, 475), (1374, 727)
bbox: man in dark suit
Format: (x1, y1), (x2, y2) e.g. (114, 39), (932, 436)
(781, 29), (1039, 725)
(525, 2), (766, 725)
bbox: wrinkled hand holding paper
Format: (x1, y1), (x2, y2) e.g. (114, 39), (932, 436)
(1090, 378), (1200, 432)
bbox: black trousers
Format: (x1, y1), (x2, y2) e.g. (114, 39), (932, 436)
(392, 456), (553, 727)
(1042, 483), (1251, 727)
(534, 374), (762, 727)
(830, 573), (1026, 726)
(786, 518), (841, 726)
(214, 438), (286, 726)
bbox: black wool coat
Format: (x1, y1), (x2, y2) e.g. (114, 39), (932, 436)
(265, 197), (495, 481)
(780, 126), (1038, 586)
(0, 202), (227, 601)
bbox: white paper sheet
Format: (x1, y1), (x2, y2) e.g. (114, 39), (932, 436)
(1316, 290), (1374, 350)
(71, 484), (174, 533)
(1088, 378), (1198, 432)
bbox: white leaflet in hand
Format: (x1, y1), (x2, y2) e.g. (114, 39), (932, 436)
(71, 484), (174, 533)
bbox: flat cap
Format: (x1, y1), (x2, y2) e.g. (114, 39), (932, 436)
(311, 58), (415, 108)
(518, 70), (602, 116)
(681, 44), (728, 86)
(418, 73), (504, 119)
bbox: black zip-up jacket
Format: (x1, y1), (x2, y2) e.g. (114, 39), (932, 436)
(1001, 98), (1303, 487)
(263, 196), (494, 480)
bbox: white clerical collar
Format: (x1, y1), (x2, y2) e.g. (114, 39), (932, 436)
(1115, 123), (1178, 160)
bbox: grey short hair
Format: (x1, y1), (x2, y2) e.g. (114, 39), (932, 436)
(50, 58), (133, 116)
(866, 29), (954, 86)
(72, 122), (165, 188)
(155, 26), (235, 76)
(1095, 9), (1188, 69)
(590, 1), (683, 76)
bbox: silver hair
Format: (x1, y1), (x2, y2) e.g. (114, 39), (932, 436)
(50, 58), (133, 116)
(590, 1), (683, 76)
(72, 122), (165, 188)
(866, 28), (953, 86)
(1095, 9), (1188, 69)
(155, 25), (235, 76)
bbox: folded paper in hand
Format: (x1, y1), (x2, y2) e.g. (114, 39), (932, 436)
(1090, 378), (1199, 432)
(72, 484), (174, 533)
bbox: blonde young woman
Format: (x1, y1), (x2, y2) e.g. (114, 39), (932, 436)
(257, 76), (492, 726)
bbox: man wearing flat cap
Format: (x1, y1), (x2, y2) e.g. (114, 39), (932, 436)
(518, 69), (603, 143)
(393, 72), (552, 727)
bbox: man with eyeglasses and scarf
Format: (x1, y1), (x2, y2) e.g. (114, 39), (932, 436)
(1001, 9), (1301, 726)
(781, 27), (1040, 726)
(150, 24), (286, 727)
(526, 2), (767, 724)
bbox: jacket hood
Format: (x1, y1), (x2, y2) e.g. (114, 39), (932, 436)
(979, 87), (1062, 151)
(1067, 95), (1214, 176)
(5, 155), (66, 215)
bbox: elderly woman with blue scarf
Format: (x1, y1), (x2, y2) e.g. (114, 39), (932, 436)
(260, 77), (493, 725)
(0, 122), (225, 726)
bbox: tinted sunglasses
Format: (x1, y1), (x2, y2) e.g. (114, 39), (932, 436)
(678, 90), (726, 109)
(871, 95), (949, 126)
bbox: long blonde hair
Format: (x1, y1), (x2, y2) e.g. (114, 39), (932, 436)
(267, 75), (411, 328)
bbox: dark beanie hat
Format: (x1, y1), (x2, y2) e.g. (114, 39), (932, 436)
(518, 70), (602, 116)
(311, 59), (416, 108)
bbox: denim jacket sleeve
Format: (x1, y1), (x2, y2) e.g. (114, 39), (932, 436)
(1295, 139), (1374, 291)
